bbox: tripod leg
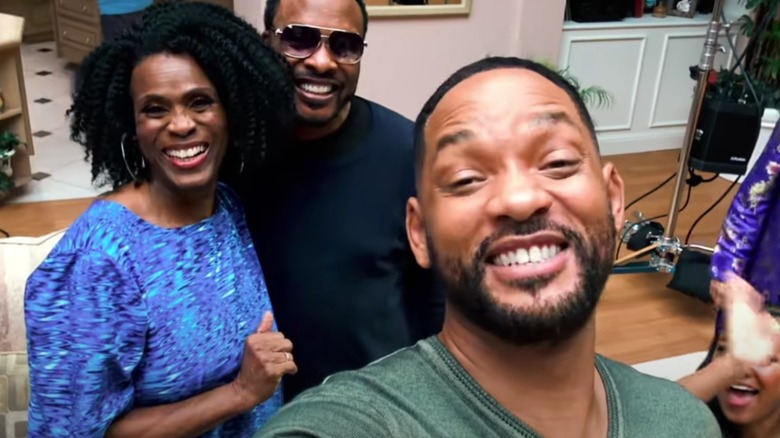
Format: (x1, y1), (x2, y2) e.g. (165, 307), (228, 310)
(614, 242), (661, 266)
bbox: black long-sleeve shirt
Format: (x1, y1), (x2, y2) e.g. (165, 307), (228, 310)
(237, 97), (444, 402)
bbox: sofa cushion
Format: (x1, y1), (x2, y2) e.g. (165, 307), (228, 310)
(0, 230), (65, 353)
(0, 352), (28, 438)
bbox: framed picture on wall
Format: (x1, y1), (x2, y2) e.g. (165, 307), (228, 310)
(667, 0), (698, 18)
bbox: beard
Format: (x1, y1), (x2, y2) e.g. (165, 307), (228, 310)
(293, 71), (352, 127)
(428, 210), (616, 347)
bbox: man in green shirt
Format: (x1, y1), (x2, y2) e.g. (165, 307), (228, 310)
(255, 57), (721, 437)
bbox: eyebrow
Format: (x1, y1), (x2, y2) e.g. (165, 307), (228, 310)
(530, 111), (578, 129)
(435, 129), (475, 152)
(136, 87), (217, 103)
(434, 110), (582, 151)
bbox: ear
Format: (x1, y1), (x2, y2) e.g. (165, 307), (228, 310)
(601, 161), (625, 233)
(406, 197), (431, 269)
(262, 30), (270, 43)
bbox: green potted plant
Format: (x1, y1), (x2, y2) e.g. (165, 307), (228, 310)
(536, 59), (616, 110)
(0, 130), (21, 193)
(556, 66), (616, 110)
(737, 0), (780, 104)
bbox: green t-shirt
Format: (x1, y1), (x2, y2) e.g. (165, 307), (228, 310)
(256, 337), (720, 437)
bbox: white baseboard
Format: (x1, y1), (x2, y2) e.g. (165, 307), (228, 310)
(631, 350), (708, 381)
(597, 128), (685, 156)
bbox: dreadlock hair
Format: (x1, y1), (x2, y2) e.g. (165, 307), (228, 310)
(412, 56), (600, 188)
(69, 0), (296, 190)
(263, 0), (369, 36)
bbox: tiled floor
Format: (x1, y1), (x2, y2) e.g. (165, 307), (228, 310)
(6, 41), (102, 204)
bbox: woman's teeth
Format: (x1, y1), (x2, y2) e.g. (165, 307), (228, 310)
(165, 144), (207, 160)
(493, 245), (563, 267)
(299, 82), (333, 95)
(730, 385), (759, 395)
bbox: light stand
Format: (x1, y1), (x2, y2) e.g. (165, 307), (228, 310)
(613, 0), (727, 275)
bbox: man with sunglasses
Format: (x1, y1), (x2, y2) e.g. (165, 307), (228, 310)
(234, 0), (444, 403)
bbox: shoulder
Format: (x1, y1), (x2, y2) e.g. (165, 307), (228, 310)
(364, 98), (413, 125)
(598, 356), (719, 431)
(44, 200), (137, 260)
(362, 97), (414, 140)
(358, 98), (417, 193)
(256, 343), (431, 437)
(27, 199), (145, 291)
(600, 355), (698, 401)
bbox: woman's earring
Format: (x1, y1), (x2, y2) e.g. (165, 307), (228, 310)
(120, 133), (145, 181)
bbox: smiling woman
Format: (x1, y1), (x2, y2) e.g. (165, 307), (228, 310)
(24, 2), (297, 438)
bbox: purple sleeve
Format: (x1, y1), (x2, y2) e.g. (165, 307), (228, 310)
(711, 121), (780, 282)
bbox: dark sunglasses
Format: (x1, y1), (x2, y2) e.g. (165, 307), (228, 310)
(273, 24), (367, 65)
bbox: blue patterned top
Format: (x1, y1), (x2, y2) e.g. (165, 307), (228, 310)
(24, 183), (281, 437)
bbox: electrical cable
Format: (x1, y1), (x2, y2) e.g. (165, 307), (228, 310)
(663, 9), (759, 249)
(721, 9), (764, 130)
(722, 11), (762, 107)
(0, 228), (8, 238)
(684, 176), (741, 245)
(726, 7), (773, 79)
(625, 172), (676, 212)
(701, 173), (720, 182)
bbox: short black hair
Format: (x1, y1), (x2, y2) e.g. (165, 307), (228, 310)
(413, 56), (599, 185)
(264, 0), (369, 36)
(69, 0), (295, 189)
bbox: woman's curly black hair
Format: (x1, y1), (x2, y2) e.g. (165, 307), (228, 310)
(69, 0), (296, 189)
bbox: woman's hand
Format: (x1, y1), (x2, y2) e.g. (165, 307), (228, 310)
(231, 312), (298, 409)
(712, 274), (764, 311)
(718, 273), (780, 367)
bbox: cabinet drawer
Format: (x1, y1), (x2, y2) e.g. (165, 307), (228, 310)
(56, 0), (99, 20)
(58, 16), (100, 49)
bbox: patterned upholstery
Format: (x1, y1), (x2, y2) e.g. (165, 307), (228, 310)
(0, 352), (28, 437)
(0, 230), (65, 437)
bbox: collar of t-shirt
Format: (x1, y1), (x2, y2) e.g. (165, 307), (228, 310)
(293, 96), (372, 162)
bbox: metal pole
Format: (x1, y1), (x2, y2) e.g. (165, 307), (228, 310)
(664, 0), (727, 240)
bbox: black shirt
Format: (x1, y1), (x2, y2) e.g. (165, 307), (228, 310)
(237, 97), (444, 401)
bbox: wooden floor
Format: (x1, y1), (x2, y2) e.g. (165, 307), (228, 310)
(0, 150), (734, 365)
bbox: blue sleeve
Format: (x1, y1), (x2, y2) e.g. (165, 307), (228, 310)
(25, 249), (148, 437)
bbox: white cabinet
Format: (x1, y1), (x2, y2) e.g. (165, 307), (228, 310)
(559, 14), (735, 156)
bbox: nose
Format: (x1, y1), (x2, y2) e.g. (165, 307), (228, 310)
(167, 108), (196, 137)
(484, 169), (553, 223)
(303, 38), (337, 73)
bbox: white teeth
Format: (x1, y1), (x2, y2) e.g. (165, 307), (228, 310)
(165, 144), (207, 159)
(731, 385), (757, 392)
(529, 247), (542, 263)
(517, 248), (530, 264)
(300, 82), (333, 95)
(493, 245), (563, 267)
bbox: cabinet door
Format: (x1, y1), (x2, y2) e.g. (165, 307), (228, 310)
(56, 0), (100, 20)
(559, 20), (735, 155)
(0, 0), (54, 42)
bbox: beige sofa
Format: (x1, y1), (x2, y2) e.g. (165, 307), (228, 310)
(0, 230), (65, 438)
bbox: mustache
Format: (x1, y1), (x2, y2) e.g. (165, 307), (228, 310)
(295, 70), (339, 83)
(474, 215), (583, 262)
